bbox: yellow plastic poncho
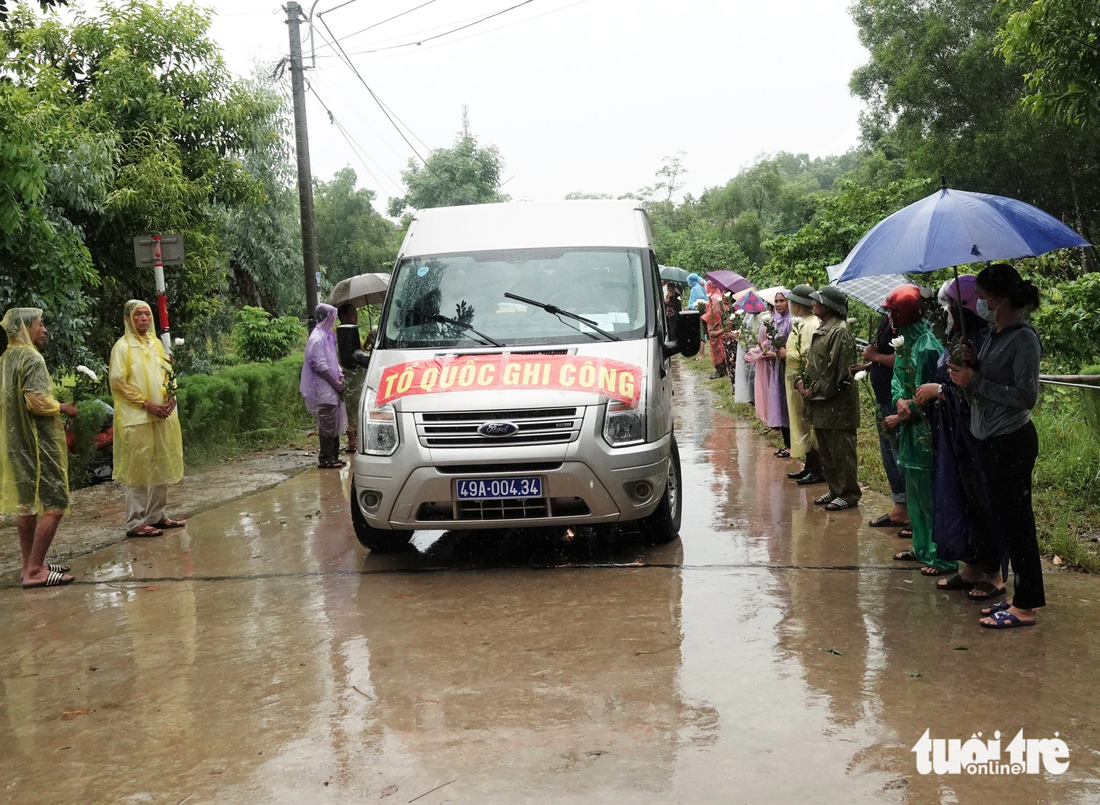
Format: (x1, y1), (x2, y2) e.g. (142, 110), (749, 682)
(0, 308), (69, 515)
(109, 300), (184, 487)
(784, 314), (819, 460)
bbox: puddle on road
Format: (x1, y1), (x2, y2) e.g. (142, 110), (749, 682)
(1, 365), (1099, 803)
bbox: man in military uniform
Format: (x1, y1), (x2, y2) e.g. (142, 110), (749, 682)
(797, 286), (861, 510)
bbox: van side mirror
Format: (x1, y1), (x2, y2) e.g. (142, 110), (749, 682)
(337, 324), (371, 370)
(662, 310), (702, 359)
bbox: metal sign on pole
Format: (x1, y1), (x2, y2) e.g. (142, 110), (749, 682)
(133, 233), (185, 355)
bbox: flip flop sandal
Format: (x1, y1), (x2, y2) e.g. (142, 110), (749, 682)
(893, 550), (919, 562)
(897, 528), (913, 539)
(981, 610), (1036, 629)
(153, 518), (186, 529)
(47, 563), (70, 574)
(936, 574), (975, 591)
(980, 600), (1012, 617)
(774, 449), (790, 458)
(22, 570), (74, 589)
(920, 565), (955, 577)
(968, 581), (1007, 601)
(126, 525), (164, 538)
(869, 514), (910, 528)
(813, 492), (836, 506)
(824, 499), (854, 511)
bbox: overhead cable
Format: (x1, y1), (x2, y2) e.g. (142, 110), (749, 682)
(313, 0), (442, 55)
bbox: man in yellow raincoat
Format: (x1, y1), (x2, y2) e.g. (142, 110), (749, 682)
(109, 300), (185, 537)
(0, 308), (79, 588)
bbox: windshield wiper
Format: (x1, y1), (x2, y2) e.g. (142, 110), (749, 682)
(503, 293), (620, 342)
(401, 307), (503, 347)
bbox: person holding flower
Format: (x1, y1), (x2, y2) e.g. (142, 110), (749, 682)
(883, 286), (955, 576)
(1, 308), (79, 588)
(109, 300), (186, 537)
(745, 287), (791, 454)
(781, 285), (824, 485)
(947, 263), (1044, 630)
(701, 280), (732, 379)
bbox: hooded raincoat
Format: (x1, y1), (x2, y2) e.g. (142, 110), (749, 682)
(300, 304), (348, 434)
(0, 309), (69, 514)
(109, 301), (185, 488)
(745, 288), (791, 428)
(891, 318), (953, 571)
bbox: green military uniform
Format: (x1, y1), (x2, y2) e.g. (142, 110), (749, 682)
(804, 308), (861, 505)
(891, 319), (954, 571)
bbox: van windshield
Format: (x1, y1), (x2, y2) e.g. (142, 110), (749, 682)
(381, 248), (651, 349)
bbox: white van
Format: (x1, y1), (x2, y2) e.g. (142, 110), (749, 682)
(338, 200), (701, 552)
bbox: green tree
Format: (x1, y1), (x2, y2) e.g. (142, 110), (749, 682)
(314, 167), (397, 283)
(0, 0), (66, 24)
(2, 0), (286, 366)
(849, 0), (1100, 249)
(388, 133), (507, 215)
(997, 0), (1100, 127)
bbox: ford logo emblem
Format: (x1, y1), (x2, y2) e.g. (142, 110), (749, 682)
(478, 421), (519, 438)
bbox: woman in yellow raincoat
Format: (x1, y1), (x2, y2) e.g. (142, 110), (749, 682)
(0, 308), (79, 587)
(109, 300), (185, 537)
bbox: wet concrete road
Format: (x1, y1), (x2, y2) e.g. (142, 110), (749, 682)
(3, 366), (1100, 804)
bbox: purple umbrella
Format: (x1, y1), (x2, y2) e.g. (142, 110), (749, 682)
(733, 290), (767, 314)
(705, 270), (754, 294)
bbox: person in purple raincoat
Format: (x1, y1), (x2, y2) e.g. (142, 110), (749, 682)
(745, 288), (792, 455)
(300, 304), (347, 469)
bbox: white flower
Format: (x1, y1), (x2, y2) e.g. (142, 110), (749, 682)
(760, 312), (772, 323)
(76, 365), (99, 383)
(174, 337), (185, 346)
(693, 300), (707, 312)
(734, 309), (745, 317)
(854, 370), (868, 381)
(890, 335), (905, 349)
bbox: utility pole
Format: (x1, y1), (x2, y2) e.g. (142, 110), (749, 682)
(285, 1), (321, 328)
(462, 104), (469, 138)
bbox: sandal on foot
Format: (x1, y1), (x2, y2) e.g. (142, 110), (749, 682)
(897, 528), (913, 539)
(936, 574), (975, 591)
(127, 524), (163, 538)
(920, 565), (955, 577)
(981, 600), (1012, 617)
(869, 514), (910, 528)
(152, 518), (185, 529)
(47, 563), (70, 574)
(893, 550), (919, 562)
(968, 581), (1006, 601)
(22, 570), (74, 589)
(981, 610), (1036, 629)
(774, 448), (790, 458)
(824, 498), (854, 511)
(813, 492), (836, 506)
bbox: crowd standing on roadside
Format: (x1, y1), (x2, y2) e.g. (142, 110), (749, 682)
(671, 262), (1046, 630)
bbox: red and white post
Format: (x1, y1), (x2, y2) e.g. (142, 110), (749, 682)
(152, 235), (173, 355)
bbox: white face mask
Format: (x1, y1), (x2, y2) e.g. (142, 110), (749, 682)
(975, 298), (998, 322)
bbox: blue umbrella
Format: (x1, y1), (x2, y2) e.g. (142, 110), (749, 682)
(835, 183), (1090, 282)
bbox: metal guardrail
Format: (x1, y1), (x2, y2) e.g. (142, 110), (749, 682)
(1039, 375), (1100, 390)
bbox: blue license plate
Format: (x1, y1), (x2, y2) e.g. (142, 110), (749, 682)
(456, 476), (543, 500)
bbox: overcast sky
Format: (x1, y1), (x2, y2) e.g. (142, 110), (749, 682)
(201, 0), (869, 211)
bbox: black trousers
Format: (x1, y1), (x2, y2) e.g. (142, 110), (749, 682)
(316, 404), (341, 466)
(978, 421), (1044, 609)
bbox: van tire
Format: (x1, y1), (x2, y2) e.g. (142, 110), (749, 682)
(351, 481), (414, 553)
(638, 438), (682, 545)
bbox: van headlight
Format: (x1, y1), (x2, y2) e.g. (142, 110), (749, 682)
(362, 398), (399, 456)
(603, 400), (646, 447)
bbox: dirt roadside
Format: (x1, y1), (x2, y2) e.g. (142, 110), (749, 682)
(0, 444), (318, 580)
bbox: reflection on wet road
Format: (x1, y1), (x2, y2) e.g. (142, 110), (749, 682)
(2, 364), (1099, 803)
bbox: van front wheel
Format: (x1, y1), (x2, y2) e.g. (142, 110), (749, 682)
(350, 481), (414, 553)
(638, 438), (682, 545)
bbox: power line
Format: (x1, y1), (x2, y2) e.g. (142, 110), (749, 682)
(307, 82), (404, 196)
(318, 0), (537, 59)
(313, 0), (443, 56)
(314, 17), (477, 204)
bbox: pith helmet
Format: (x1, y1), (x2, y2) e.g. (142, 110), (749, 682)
(810, 285), (848, 316)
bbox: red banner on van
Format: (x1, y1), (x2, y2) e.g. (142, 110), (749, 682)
(374, 354), (643, 407)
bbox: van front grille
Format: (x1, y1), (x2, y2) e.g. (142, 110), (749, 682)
(416, 408), (581, 448)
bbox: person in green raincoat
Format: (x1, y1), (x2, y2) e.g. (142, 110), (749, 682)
(0, 308), (79, 588)
(884, 286), (955, 576)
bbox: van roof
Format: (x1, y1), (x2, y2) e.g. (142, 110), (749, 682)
(399, 200), (653, 258)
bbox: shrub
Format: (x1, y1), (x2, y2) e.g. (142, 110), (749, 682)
(232, 306), (304, 363)
(174, 354), (310, 461)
